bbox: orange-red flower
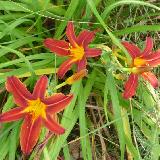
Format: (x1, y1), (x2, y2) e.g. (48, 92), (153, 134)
(44, 21), (102, 78)
(0, 76), (73, 155)
(122, 37), (160, 99)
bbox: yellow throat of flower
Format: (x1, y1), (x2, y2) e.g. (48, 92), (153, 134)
(23, 98), (47, 120)
(70, 44), (84, 61)
(133, 57), (146, 67)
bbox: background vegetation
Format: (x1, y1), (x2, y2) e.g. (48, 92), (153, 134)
(0, 0), (160, 159)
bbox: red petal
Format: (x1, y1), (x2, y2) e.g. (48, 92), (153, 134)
(6, 76), (33, 107)
(85, 48), (102, 57)
(44, 38), (69, 56)
(143, 51), (160, 67)
(66, 22), (78, 47)
(32, 75), (48, 99)
(43, 115), (65, 134)
(141, 72), (158, 88)
(20, 115), (42, 155)
(0, 107), (25, 122)
(46, 94), (73, 113)
(57, 59), (75, 79)
(12, 94), (28, 108)
(42, 93), (66, 104)
(122, 41), (141, 59)
(123, 74), (138, 99)
(77, 30), (95, 47)
(141, 37), (153, 56)
(77, 57), (87, 72)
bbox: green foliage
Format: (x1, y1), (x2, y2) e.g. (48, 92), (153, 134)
(0, 0), (160, 160)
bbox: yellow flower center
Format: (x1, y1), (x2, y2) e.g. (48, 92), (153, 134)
(133, 57), (146, 67)
(69, 44), (84, 61)
(23, 98), (47, 120)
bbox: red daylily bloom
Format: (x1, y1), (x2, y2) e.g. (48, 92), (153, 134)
(122, 37), (160, 99)
(0, 76), (73, 155)
(44, 21), (102, 78)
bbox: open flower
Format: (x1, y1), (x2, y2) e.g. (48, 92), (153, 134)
(0, 76), (73, 155)
(44, 21), (102, 78)
(122, 37), (160, 99)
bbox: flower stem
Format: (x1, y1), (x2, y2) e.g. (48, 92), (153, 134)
(53, 82), (67, 91)
(122, 67), (132, 72)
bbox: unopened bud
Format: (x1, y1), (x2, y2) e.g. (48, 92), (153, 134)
(66, 69), (88, 85)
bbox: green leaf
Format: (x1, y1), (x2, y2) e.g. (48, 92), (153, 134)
(87, 0), (132, 64)
(106, 71), (125, 160)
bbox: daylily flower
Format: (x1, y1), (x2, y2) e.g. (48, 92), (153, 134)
(0, 76), (73, 155)
(122, 37), (160, 99)
(44, 21), (102, 78)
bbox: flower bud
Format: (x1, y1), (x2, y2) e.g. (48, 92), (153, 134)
(65, 69), (88, 85)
